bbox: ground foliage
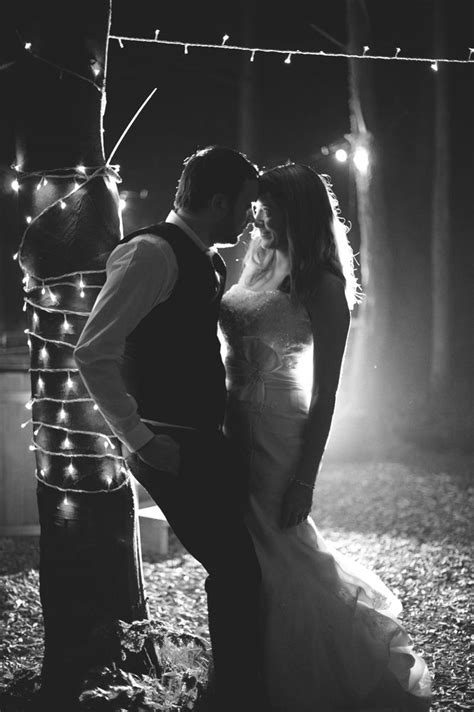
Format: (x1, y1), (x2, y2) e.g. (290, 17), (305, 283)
(0, 445), (472, 711)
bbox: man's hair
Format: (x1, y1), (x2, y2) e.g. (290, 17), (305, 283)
(174, 145), (258, 212)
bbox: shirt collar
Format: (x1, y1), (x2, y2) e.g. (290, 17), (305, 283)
(166, 210), (211, 253)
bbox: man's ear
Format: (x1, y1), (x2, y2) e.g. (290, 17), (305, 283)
(210, 193), (230, 215)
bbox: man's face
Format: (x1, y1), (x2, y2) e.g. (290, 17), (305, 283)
(212, 178), (259, 247)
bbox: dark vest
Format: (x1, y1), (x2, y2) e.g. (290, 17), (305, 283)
(121, 222), (227, 429)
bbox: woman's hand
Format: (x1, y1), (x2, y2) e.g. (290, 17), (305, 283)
(136, 434), (180, 475)
(280, 479), (314, 528)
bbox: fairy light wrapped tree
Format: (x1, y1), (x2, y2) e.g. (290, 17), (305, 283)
(12, 0), (157, 707)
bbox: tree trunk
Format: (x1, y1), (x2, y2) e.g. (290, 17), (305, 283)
(13, 1), (158, 707)
(237, 1), (262, 165)
(344, 0), (395, 447)
(430, 0), (451, 395)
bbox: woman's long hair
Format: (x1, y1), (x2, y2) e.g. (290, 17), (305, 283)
(242, 163), (361, 309)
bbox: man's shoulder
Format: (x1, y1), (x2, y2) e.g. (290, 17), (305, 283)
(107, 232), (178, 269)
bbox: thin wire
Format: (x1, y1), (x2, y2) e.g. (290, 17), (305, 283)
(25, 299), (91, 317)
(32, 440), (124, 460)
(106, 87), (158, 164)
(36, 471), (130, 494)
(108, 35), (474, 65)
(18, 33), (102, 92)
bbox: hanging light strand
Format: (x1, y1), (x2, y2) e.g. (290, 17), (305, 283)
(109, 33), (474, 66)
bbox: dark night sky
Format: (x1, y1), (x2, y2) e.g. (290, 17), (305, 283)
(103, 0), (474, 283)
(1, 0), (474, 341)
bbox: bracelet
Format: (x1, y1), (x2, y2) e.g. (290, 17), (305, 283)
(293, 478), (315, 490)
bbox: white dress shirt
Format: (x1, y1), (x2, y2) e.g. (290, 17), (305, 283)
(74, 211), (210, 452)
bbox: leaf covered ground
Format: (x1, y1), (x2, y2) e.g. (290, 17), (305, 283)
(0, 445), (472, 711)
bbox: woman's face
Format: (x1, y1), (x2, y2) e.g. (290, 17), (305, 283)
(252, 192), (287, 251)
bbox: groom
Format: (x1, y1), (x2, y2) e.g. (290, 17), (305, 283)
(74, 146), (264, 710)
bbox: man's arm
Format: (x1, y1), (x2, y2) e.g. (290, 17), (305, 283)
(74, 236), (177, 453)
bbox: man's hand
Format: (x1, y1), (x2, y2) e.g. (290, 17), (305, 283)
(280, 479), (314, 529)
(136, 434), (180, 475)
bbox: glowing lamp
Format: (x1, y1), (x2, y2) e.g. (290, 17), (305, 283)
(353, 146), (370, 174)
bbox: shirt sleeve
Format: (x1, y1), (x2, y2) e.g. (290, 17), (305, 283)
(74, 235), (178, 452)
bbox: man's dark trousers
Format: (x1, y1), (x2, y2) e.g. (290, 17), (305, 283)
(127, 424), (266, 711)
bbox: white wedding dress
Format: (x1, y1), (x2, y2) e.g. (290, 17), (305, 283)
(219, 282), (432, 712)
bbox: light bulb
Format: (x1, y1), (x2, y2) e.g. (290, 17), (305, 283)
(62, 436), (72, 449)
(67, 461), (76, 476)
(66, 374), (74, 390)
(37, 376), (45, 392)
(335, 149), (348, 163)
(59, 200), (66, 209)
(40, 346), (48, 362)
(58, 407), (67, 422)
(26, 216), (32, 224)
(11, 180), (20, 192)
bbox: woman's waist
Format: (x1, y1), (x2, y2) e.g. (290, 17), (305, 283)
(225, 357), (304, 389)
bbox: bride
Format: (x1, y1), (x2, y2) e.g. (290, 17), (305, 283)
(219, 163), (432, 711)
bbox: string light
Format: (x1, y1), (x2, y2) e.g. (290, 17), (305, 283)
(222, 34), (230, 46)
(19, 33), (101, 91)
(335, 148), (348, 163)
(9, 97), (169, 499)
(62, 315), (73, 333)
(109, 33), (474, 67)
(11, 179), (19, 192)
(285, 53), (292, 65)
(431, 61), (438, 72)
(250, 50), (256, 62)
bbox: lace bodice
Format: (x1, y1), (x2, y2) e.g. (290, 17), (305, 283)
(219, 284), (313, 372)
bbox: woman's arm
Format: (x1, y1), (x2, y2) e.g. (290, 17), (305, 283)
(280, 272), (350, 527)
